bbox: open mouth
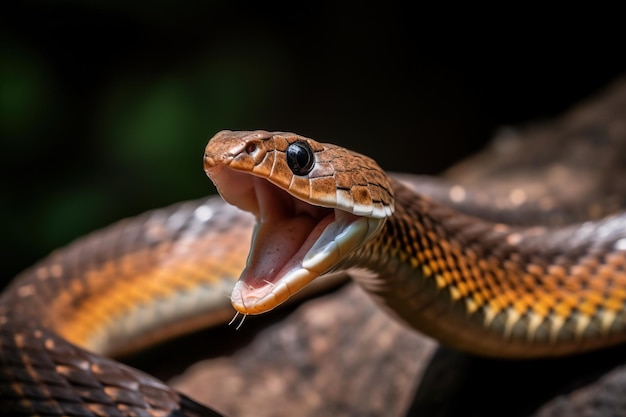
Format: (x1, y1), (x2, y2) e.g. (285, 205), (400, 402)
(206, 165), (384, 314)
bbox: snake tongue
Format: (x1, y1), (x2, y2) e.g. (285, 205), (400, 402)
(230, 177), (381, 314)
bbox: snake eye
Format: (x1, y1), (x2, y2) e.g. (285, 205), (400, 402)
(286, 140), (315, 176)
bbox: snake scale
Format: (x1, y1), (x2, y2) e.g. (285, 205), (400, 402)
(2, 117), (626, 415)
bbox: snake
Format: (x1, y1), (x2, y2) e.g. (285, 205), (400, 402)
(2, 129), (626, 416)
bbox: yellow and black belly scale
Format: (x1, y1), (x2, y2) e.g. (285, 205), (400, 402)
(349, 181), (626, 357)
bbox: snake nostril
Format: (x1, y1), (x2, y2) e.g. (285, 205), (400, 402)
(245, 142), (257, 154)
(203, 155), (216, 170)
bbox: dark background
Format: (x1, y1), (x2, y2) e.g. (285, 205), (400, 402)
(1, 3), (625, 286)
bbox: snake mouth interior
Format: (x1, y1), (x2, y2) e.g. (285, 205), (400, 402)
(207, 166), (383, 314)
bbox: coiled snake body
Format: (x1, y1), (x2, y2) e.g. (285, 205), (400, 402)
(2, 130), (626, 415)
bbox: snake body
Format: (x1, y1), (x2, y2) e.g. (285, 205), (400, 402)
(0, 197), (249, 416)
(203, 130), (626, 358)
(2, 129), (626, 415)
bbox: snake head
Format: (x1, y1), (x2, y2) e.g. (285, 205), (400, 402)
(204, 130), (394, 314)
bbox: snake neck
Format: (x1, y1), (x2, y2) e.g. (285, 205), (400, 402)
(345, 179), (626, 358)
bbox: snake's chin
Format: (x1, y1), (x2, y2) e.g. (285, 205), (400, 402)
(206, 167), (384, 315)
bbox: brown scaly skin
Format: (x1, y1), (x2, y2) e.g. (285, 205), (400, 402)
(0, 197), (242, 416)
(2, 127), (626, 415)
(204, 130), (626, 358)
(350, 179), (626, 357)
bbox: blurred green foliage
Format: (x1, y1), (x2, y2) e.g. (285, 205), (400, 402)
(0, 51), (48, 136)
(0, 4), (301, 280)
